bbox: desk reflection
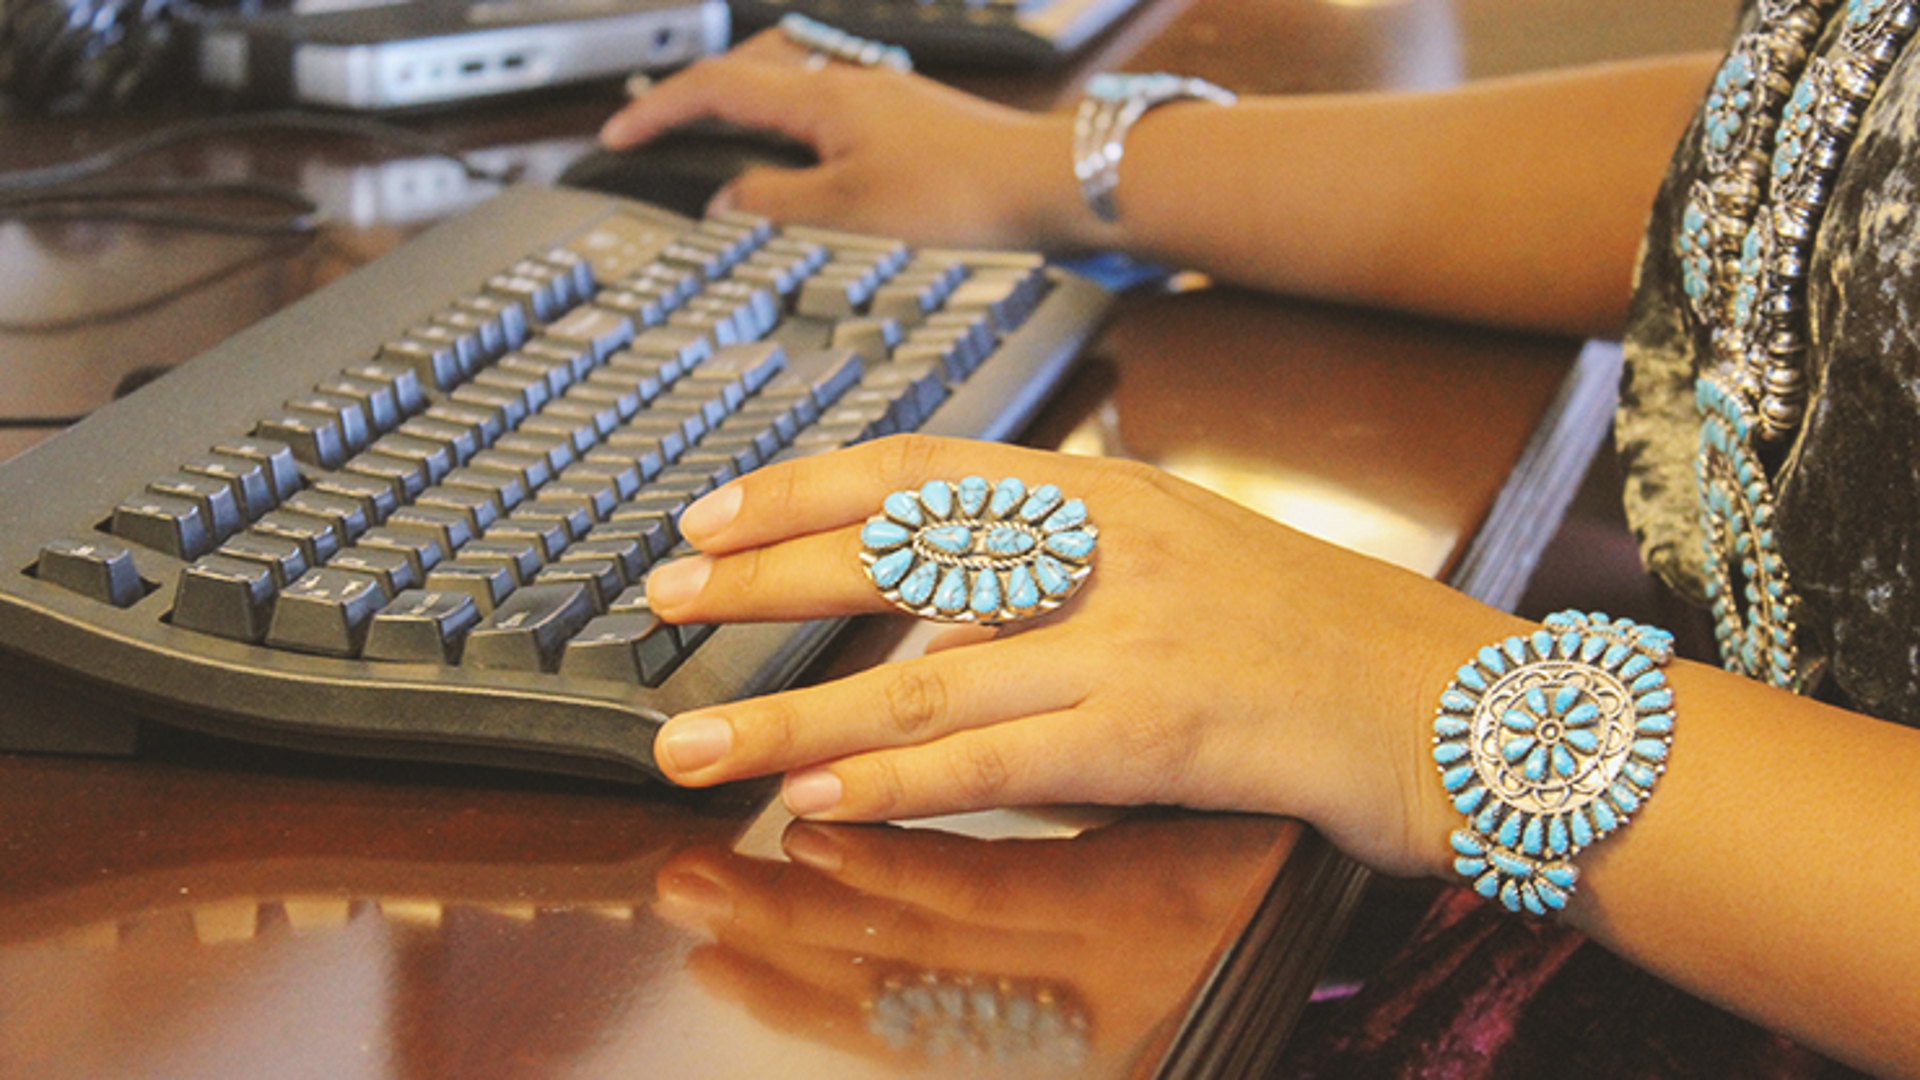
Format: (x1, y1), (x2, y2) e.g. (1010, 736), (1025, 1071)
(0, 753), (1299, 1080)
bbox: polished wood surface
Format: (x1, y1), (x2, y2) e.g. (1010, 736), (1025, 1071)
(0, 3), (1735, 1079)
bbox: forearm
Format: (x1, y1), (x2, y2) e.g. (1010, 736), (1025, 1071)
(1547, 665), (1920, 1076)
(1039, 53), (1719, 336)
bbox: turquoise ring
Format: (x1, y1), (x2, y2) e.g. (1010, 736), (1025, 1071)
(858, 477), (1097, 623)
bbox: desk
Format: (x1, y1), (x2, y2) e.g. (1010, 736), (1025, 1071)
(0, 3), (1732, 1078)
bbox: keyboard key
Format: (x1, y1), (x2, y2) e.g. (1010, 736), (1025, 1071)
(462, 583), (598, 672)
(266, 568), (389, 657)
(38, 537), (144, 607)
(363, 590), (483, 664)
(560, 611), (684, 685)
(172, 554), (277, 642)
(424, 560), (517, 615)
(112, 491), (214, 560)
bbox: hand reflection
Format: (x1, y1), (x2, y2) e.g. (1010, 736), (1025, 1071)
(653, 811), (1292, 1069)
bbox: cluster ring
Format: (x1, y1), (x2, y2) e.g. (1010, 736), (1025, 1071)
(859, 477), (1096, 624)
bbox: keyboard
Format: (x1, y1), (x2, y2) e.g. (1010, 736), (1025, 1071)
(727, 0), (1148, 68)
(0, 183), (1111, 784)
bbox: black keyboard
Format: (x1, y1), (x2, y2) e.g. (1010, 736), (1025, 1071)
(728, 0), (1147, 68)
(0, 184), (1110, 784)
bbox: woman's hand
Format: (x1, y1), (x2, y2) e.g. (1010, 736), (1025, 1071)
(643, 435), (1526, 878)
(598, 30), (1086, 251)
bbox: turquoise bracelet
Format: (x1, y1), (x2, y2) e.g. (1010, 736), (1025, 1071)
(1433, 611), (1676, 914)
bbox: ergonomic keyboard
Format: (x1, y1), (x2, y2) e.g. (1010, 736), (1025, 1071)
(727, 0), (1148, 68)
(0, 183), (1110, 784)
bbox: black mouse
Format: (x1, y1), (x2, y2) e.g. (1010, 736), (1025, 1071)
(558, 121), (819, 219)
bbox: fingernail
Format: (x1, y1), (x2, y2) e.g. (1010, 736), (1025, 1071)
(655, 868), (733, 926)
(657, 714), (733, 773)
(678, 483), (743, 541)
(704, 185), (737, 217)
(783, 768), (844, 817)
(645, 555), (713, 610)
(782, 825), (845, 872)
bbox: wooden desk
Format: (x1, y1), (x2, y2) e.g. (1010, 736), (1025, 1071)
(0, 3), (1732, 1078)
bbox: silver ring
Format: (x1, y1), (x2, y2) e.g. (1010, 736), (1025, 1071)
(859, 477), (1096, 624)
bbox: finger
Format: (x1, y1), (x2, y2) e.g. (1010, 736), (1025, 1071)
(781, 823), (1095, 931)
(652, 628), (1090, 784)
(599, 54), (831, 150)
(675, 434), (1112, 554)
(643, 525), (885, 622)
(781, 700), (1188, 822)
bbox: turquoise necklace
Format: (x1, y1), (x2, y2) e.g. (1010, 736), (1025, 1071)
(1676, 0), (1918, 691)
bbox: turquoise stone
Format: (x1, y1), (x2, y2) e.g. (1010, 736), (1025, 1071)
(1609, 783), (1640, 814)
(1602, 643), (1629, 668)
(1499, 881), (1522, 913)
(970, 569), (1001, 616)
(1564, 701), (1599, 728)
(1637, 713), (1674, 734)
(1535, 880), (1568, 910)
(1034, 554), (1074, 596)
(1635, 689), (1674, 711)
(862, 520), (911, 549)
(1503, 637), (1529, 666)
(923, 524), (972, 554)
(1496, 812), (1523, 848)
(1632, 738), (1669, 762)
(1478, 646), (1507, 675)
(1451, 832), (1486, 858)
(1551, 745), (1576, 777)
(1542, 863), (1578, 889)
(1006, 564), (1039, 610)
(1522, 886), (1546, 916)
(1590, 800), (1617, 834)
(1630, 670), (1666, 693)
(957, 476), (989, 515)
(1439, 689), (1476, 712)
(898, 561), (938, 606)
(1502, 735), (1536, 762)
(1490, 850), (1532, 877)
(884, 490), (922, 526)
(920, 480), (953, 518)
(1441, 763), (1474, 790)
(1564, 728), (1599, 753)
(1623, 762), (1657, 788)
(1455, 665), (1486, 692)
(1552, 683), (1580, 714)
(1475, 872), (1501, 899)
(1044, 499), (1088, 532)
(990, 478), (1025, 517)
(1547, 816), (1569, 855)
(1503, 707), (1536, 732)
(1531, 630), (1555, 658)
(1521, 816), (1543, 856)
(1523, 746), (1549, 781)
(869, 547), (915, 589)
(1042, 529), (1095, 560)
(1523, 687), (1549, 717)
(1433, 716), (1470, 738)
(1474, 803), (1502, 834)
(1019, 484), (1062, 522)
(1434, 742), (1469, 765)
(933, 566), (969, 613)
(1455, 856), (1489, 878)
(1453, 786), (1487, 814)
(1570, 810), (1594, 847)
(985, 526), (1036, 556)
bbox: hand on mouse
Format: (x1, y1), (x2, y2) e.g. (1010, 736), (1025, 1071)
(599, 29), (1092, 252)
(642, 434), (1523, 878)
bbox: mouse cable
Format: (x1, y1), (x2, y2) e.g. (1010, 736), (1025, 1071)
(0, 175), (320, 234)
(0, 108), (519, 197)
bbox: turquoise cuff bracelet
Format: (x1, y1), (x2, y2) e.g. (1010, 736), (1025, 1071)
(1433, 611), (1676, 915)
(859, 477), (1096, 623)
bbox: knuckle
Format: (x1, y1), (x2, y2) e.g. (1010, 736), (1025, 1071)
(854, 755), (909, 817)
(872, 433), (949, 486)
(881, 665), (949, 738)
(945, 740), (1014, 806)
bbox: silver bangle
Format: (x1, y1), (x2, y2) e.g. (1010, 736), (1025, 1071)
(779, 13), (913, 72)
(1072, 73), (1235, 223)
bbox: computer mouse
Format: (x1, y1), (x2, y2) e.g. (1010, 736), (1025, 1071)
(557, 121), (819, 220)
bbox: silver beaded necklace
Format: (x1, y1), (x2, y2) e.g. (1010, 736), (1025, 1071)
(1676, 0), (1918, 691)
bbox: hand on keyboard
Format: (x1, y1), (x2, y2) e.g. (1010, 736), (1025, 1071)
(640, 433), (1525, 880)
